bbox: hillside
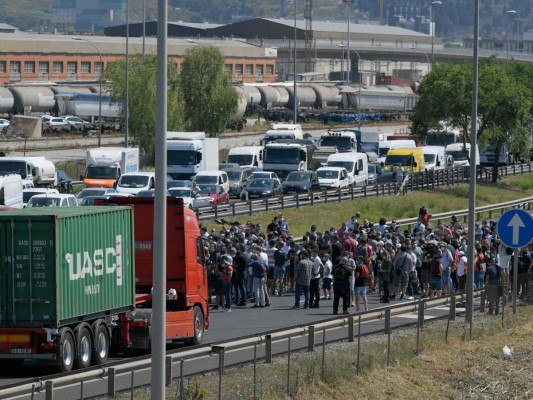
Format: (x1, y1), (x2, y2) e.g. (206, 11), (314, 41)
(0, 0), (530, 42)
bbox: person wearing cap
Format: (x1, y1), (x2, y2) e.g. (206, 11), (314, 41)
(456, 250), (468, 291)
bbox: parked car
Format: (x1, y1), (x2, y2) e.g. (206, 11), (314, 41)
(241, 178), (284, 199)
(198, 184), (229, 205)
(78, 193), (133, 205)
(26, 193), (77, 207)
(168, 187), (212, 208)
(251, 171), (281, 185)
(42, 116), (69, 133)
(64, 115), (92, 132)
(56, 170), (73, 193)
(367, 163), (384, 185)
(282, 171), (319, 194)
(167, 179), (193, 189)
(0, 118), (10, 134)
(22, 188), (59, 207)
(226, 167), (253, 198)
(76, 187), (117, 204)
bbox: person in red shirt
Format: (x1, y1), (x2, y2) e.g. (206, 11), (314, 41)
(221, 256), (234, 313)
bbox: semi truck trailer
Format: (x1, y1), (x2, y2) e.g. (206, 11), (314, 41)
(0, 198), (209, 372)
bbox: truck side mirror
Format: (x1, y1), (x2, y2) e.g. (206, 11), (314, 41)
(301, 150), (307, 162)
(196, 152), (202, 164)
(413, 162), (418, 168)
(436, 160), (441, 167)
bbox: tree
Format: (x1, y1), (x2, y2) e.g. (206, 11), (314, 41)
(178, 46), (239, 137)
(105, 55), (183, 162)
(410, 59), (532, 181)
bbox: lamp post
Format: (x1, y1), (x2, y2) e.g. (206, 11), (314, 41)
(338, 43), (345, 81)
(73, 36), (102, 147)
(293, 0), (298, 123)
(343, 0), (356, 83)
(350, 49), (362, 129)
(125, 0), (130, 147)
(506, 10), (517, 61)
(430, 1), (442, 64)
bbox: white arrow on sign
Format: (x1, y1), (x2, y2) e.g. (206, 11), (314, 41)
(507, 213), (526, 245)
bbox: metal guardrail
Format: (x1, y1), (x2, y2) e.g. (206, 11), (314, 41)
(196, 163), (533, 221)
(0, 290), (484, 400)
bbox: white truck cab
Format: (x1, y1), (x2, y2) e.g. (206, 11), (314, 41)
(316, 167), (350, 189)
(116, 172), (156, 195)
(326, 152), (368, 187)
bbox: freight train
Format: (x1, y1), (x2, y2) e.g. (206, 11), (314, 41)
(0, 82), (418, 126)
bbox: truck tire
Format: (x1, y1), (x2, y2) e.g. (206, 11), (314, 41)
(92, 321), (110, 365)
(57, 328), (75, 372)
(190, 306), (205, 345)
(75, 326), (92, 369)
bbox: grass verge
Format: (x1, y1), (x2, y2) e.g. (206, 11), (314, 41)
(110, 305), (533, 400)
(202, 174), (533, 237)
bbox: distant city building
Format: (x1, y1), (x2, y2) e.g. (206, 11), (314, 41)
(52, 0), (126, 32)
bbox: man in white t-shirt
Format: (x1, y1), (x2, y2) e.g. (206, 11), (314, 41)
(321, 254), (333, 300)
(456, 250), (468, 291)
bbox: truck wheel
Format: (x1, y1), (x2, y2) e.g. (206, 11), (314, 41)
(75, 327), (92, 369)
(57, 328), (75, 372)
(190, 306), (205, 345)
(92, 322), (110, 365)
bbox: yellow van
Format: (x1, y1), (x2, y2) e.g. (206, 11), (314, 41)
(383, 147), (426, 173)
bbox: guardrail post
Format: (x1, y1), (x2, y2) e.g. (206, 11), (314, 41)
(324, 189), (328, 203)
(310, 191), (314, 206)
(265, 197), (269, 211)
(212, 346), (225, 400)
(265, 334), (272, 363)
(45, 381), (53, 400)
(295, 194), (299, 209)
(386, 308), (392, 367)
(351, 185), (355, 199)
(108, 367), (116, 397)
(521, 164), (524, 174)
(166, 355), (173, 386)
(418, 300), (425, 329)
(281, 193), (284, 209)
(248, 200), (252, 216)
(348, 315), (354, 342)
(214, 204), (218, 219)
(231, 202), (236, 216)
(308, 325), (315, 352)
(450, 295), (456, 321)
(338, 188), (342, 202)
(480, 290), (486, 313)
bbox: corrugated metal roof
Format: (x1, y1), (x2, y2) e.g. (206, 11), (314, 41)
(0, 33), (270, 58)
(263, 18), (428, 38)
(168, 21), (224, 29)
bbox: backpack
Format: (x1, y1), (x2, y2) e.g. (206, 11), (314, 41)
(360, 264), (370, 279)
(333, 264), (348, 280)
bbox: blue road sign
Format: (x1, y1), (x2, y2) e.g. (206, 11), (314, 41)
(497, 208), (533, 248)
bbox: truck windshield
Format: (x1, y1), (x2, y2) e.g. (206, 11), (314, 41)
(0, 161), (28, 179)
(86, 166), (117, 179)
(118, 175), (150, 188)
(227, 154), (253, 166)
(379, 147), (392, 157)
(448, 150), (468, 161)
(327, 161), (354, 172)
(167, 150), (196, 165)
(384, 155), (413, 166)
(426, 133), (460, 146)
(264, 148), (300, 164)
(424, 154), (436, 164)
(321, 137), (352, 151)
(360, 143), (378, 153)
(264, 134), (294, 145)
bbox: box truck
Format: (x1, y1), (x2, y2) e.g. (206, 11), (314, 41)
(0, 198), (209, 372)
(0, 174), (23, 208)
(226, 146), (263, 169)
(167, 132), (219, 180)
(83, 147), (140, 188)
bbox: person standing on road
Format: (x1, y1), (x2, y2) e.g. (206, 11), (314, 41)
(484, 257), (501, 315)
(310, 249), (324, 308)
(292, 250), (313, 309)
(273, 241), (287, 296)
(321, 253), (333, 300)
(332, 257), (353, 315)
(430, 249), (443, 298)
(250, 253), (266, 308)
(221, 256), (234, 313)
(354, 255), (369, 312)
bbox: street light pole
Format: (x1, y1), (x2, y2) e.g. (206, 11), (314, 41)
(338, 43), (345, 81)
(125, 0), (130, 147)
(350, 49), (362, 129)
(430, 1), (442, 65)
(293, 0), (298, 123)
(506, 10), (517, 61)
(72, 36), (103, 147)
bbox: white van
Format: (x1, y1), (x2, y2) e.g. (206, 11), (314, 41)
(422, 146), (448, 171)
(226, 146), (263, 169)
(116, 172), (156, 195)
(377, 139), (417, 165)
(27, 193), (77, 207)
(0, 174), (23, 209)
(326, 152), (368, 187)
(193, 170), (229, 193)
(446, 143), (480, 167)
(316, 167), (350, 189)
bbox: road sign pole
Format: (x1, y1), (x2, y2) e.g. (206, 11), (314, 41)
(512, 248), (518, 314)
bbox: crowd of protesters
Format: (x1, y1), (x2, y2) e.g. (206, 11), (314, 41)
(204, 207), (533, 315)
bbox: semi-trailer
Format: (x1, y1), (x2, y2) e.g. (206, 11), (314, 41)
(0, 198), (209, 372)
